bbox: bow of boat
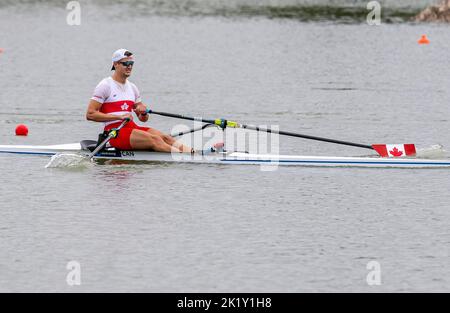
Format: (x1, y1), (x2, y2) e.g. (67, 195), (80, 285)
(0, 143), (82, 155)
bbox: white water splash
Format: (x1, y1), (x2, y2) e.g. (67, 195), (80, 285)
(415, 144), (447, 159)
(45, 153), (92, 168)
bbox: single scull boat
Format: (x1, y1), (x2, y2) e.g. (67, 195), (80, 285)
(0, 141), (449, 168)
(1, 110), (447, 168)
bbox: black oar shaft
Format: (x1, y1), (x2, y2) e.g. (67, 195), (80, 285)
(170, 123), (215, 137)
(147, 110), (374, 151)
(147, 110), (216, 125)
(240, 124), (374, 150)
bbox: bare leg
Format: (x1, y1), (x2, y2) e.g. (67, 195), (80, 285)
(130, 129), (181, 152)
(146, 129), (193, 152)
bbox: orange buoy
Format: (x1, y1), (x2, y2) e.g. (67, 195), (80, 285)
(0, 48), (4, 54)
(418, 35), (430, 44)
(15, 124), (29, 136)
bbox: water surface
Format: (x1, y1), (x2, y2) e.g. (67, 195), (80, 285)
(0, 2), (449, 292)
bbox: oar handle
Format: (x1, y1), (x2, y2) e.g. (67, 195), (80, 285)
(114, 117), (131, 132)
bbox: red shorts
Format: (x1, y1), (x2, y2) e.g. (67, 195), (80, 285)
(106, 121), (150, 150)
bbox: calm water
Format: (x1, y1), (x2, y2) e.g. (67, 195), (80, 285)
(0, 2), (449, 292)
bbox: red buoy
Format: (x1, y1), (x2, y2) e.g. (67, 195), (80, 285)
(418, 35), (430, 44)
(15, 124), (29, 136)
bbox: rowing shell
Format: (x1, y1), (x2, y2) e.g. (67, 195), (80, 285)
(0, 143), (450, 168)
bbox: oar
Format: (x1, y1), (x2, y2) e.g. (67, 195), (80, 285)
(170, 123), (216, 137)
(88, 118), (130, 159)
(145, 109), (416, 158)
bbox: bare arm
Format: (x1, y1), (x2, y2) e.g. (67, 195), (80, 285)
(86, 99), (131, 122)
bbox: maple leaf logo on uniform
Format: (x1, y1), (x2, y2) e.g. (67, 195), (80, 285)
(389, 147), (403, 157)
(121, 103), (129, 110)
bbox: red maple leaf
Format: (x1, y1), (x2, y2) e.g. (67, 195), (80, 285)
(389, 147), (403, 157)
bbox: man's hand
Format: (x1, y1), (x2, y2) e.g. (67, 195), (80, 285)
(134, 103), (147, 115)
(121, 113), (133, 121)
(137, 111), (149, 122)
(134, 103), (149, 122)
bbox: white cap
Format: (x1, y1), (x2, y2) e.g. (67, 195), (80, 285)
(111, 49), (133, 70)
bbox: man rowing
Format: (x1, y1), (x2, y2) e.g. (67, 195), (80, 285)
(86, 49), (196, 153)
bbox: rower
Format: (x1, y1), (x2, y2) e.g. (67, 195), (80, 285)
(86, 49), (196, 153)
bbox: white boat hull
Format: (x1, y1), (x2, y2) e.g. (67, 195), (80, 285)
(1, 143), (450, 168)
(0, 143), (83, 155)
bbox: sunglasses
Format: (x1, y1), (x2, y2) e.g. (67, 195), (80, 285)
(119, 61), (134, 67)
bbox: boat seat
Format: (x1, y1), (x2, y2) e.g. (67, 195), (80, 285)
(80, 140), (98, 152)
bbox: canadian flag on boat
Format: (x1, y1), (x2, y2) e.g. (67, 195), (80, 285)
(372, 144), (416, 158)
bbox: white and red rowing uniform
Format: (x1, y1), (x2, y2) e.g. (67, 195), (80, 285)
(91, 77), (150, 150)
(91, 77), (141, 130)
